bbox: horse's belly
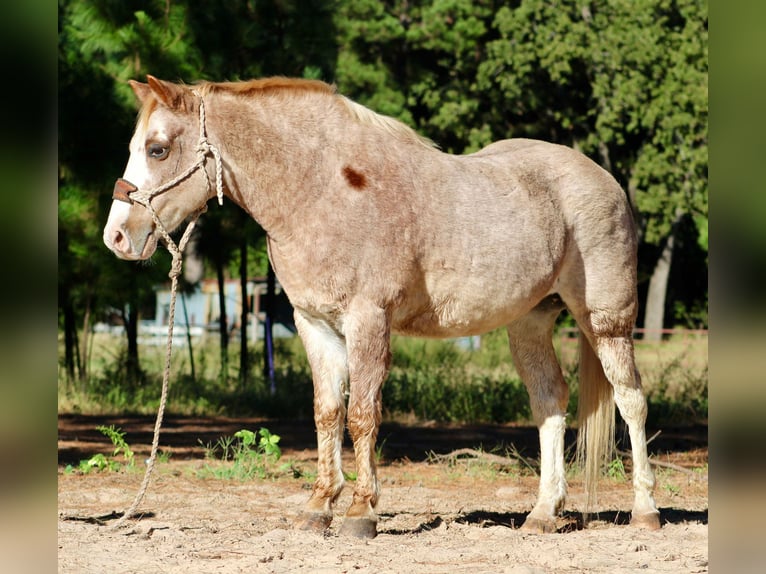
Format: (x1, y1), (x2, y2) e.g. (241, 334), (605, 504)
(391, 291), (533, 338)
(391, 258), (560, 337)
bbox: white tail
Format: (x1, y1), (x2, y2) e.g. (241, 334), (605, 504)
(576, 331), (615, 517)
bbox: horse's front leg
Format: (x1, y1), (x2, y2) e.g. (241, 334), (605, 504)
(293, 311), (348, 533)
(338, 301), (391, 538)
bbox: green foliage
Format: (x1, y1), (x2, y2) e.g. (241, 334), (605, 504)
(58, 335), (315, 417)
(385, 366), (531, 424)
(645, 360), (708, 427)
(198, 428), (285, 480)
(97, 424), (136, 466)
(673, 296), (708, 330)
(477, 0), (708, 248)
(65, 425), (135, 474)
(67, 453), (117, 474)
(606, 457), (627, 481)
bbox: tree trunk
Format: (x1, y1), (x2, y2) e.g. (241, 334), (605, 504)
(62, 294), (78, 384)
(643, 240), (674, 341)
(123, 299), (141, 384)
(181, 230), (201, 384)
(239, 233), (249, 389)
(183, 231), (204, 284)
(79, 290), (92, 383)
(643, 211), (684, 341)
(180, 291), (196, 383)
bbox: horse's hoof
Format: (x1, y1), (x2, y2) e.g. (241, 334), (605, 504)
(339, 516), (378, 538)
(630, 512), (661, 530)
(295, 512), (332, 533)
(519, 516), (557, 534)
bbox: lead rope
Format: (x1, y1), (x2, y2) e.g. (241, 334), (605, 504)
(111, 97), (222, 530)
(110, 212), (201, 531)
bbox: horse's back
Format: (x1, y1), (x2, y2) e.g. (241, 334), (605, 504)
(468, 137), (636, 254)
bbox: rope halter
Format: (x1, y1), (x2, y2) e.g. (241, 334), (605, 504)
(111, 96), (224, 278)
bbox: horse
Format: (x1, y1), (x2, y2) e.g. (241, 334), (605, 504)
(103, 75), (660, 537)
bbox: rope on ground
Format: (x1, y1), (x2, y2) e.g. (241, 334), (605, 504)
(110, 213), (201, 530)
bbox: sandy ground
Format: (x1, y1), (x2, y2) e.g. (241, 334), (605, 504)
(58, 415), (708, 573)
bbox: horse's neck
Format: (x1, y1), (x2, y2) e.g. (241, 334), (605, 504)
(209, 92), (430, 241)
(208, 93), (343, 236)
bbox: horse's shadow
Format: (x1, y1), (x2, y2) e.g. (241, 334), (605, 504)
(379, 507), (707, 535)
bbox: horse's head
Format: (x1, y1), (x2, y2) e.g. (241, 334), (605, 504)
(103, 76), (221, 260)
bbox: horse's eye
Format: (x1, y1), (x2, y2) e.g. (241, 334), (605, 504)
(147, 143), (169, 160)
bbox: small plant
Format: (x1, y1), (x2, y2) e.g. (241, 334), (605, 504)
(663, 482), (681, 496)
(64, 425), (135, 474)
(97, 425), (135, 467)
(606, 457), (627, 481)
(375, 436), (389, 464)
(198, 428), (285, 480)
(66, 453), (117, 474)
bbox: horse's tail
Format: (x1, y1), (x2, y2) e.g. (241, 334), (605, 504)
(576, 331), (615, 518)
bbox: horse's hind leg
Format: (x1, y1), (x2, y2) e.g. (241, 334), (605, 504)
(587, 326), (660, 529)
(507, 295), (569, 533)
(293, 311), (348, 533)
(565, 289), (660, 529)
(337, 299), (391, 538)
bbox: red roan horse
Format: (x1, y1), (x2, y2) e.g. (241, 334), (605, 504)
(104, 76), (660, 537)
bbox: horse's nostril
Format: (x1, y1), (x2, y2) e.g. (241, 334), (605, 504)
(112, 228), (127, 251)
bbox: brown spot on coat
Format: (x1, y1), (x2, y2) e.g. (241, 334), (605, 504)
(343, 166), (367, 190)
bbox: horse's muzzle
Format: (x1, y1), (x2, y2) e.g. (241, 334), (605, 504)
(113, 178), (138, 204)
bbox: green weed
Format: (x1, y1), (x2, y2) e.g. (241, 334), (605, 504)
(663, 483), (681, 496)
(65, 425), (135, 474)
(606, 457), (627, 481)
(375, 436), (388, 464)
(198, 428), (286, 480)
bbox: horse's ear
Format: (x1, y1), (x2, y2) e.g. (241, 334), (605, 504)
(128, 80), (153, 104)
(146, 75), (190, 110)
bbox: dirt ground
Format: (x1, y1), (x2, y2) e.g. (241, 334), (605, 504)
(58, 415), (708, 573)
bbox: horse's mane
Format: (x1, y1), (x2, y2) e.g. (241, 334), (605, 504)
(195, 77), (335, 97)
(339, 96), (436, 149)
(197, 77), (436, 150)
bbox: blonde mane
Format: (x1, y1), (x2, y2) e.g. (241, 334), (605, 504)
(194, 77), (436, 150)
(339, 96), (436, 149)
(195, 77), (335, 98)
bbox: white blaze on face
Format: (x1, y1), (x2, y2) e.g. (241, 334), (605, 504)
(122, 127), (152, 190)
(103, 122), (156, 256)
